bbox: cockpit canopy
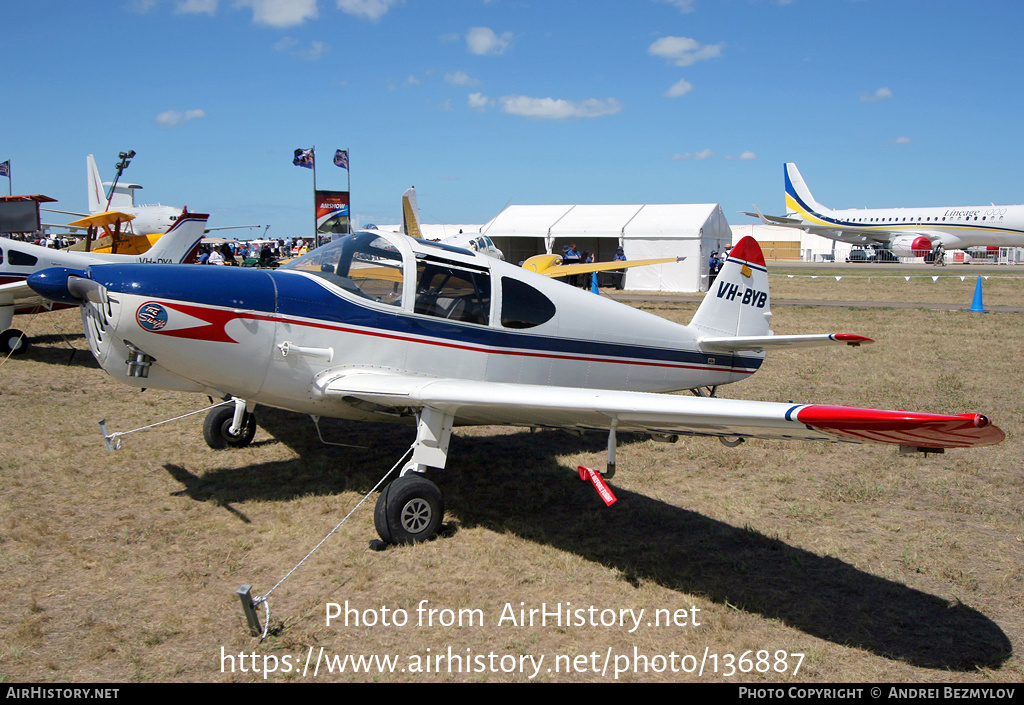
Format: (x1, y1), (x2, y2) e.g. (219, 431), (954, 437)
(281, 230), (553, 329)
(281, 231), (405, 305)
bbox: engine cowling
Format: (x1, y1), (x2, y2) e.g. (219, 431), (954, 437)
(890, 235), (934, 258)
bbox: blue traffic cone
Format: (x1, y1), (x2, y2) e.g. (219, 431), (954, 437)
(591, 272), (599, 294)
(969, 276), (986, 312)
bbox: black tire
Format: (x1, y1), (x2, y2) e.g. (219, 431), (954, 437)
(374, 474), (444, 545)
(203, 405), (256, 449)
(0, 329), (30, 355)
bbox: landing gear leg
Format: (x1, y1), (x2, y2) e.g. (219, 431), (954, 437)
(203, 398), (257, 449)
(374, 407), (453, 545)
(605, 420), (617, 478)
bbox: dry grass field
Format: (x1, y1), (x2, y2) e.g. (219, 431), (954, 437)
(1, 269), (1022, 683)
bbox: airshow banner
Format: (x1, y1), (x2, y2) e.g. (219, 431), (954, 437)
(316, 190), (350, 235)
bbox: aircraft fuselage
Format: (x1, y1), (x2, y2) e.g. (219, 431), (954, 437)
(69, 232), (761, 422)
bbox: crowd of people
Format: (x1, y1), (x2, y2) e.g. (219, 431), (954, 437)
(559, 241), (628, 290)
(195, 237), (315, 266)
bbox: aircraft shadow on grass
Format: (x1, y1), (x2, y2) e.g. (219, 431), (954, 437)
(17, 330), (98, 369)
(163, 407), (1012, 672)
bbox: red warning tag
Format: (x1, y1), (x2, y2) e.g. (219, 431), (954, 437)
(578, 466), (617, 507)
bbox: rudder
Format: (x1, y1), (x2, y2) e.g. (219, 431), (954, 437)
(689, 236), (772, 339)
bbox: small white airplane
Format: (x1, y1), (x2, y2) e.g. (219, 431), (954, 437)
(0, 211), (207, 354)
(26, 218), (1003, 545)
(399, 187), (681, 278)
(42, 155), (258, 244)
(747, 163), (1024, 257)
(396, 186), (506, 260)
(41, 154), (184, 237)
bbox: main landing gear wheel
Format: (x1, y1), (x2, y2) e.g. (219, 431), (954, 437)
(375, 474), (445, 545)
(0, 329), (29, 355)
(203, 405), (257, 449)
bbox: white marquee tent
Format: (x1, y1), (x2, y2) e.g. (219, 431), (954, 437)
(480, 203), (732, 292)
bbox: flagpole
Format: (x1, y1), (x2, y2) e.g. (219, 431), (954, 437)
(312, 145), (319, 248)
(346, 149), (351, 233)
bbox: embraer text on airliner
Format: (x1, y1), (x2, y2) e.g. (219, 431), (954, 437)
(325, 600), (701, 634)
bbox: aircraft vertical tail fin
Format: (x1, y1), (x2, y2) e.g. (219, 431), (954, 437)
(87, 155), (106, 214)
(689, 236), (772, 340)
(402, 187), (422, 239)
(87, 154), (138, 213)
(141, 211), (208, 263)
(784, 163), (830, 218)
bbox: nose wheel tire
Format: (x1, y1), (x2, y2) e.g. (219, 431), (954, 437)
(0, 329), (29, 355)
(203, 405), (257, 449)
(375, 474), (444, 545)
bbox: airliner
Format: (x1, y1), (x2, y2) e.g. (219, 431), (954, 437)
(747, 163), (1024, 257)
(41, 155), (183, 236)
(42, 155), (257, 239)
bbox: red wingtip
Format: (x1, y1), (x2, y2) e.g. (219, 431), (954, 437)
(730, 236), (766, 267)
(796, 406), (1005, 448)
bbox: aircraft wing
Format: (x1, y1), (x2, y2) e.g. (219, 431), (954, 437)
(317, 371), (1003, 449)
(523, 255), (685, 278)
(745, 205), (893, 244)
(0, 280), (33, 303)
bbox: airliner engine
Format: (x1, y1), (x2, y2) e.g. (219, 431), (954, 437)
(889, 235), (934, 258)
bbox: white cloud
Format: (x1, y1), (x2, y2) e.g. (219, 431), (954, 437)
(664, 78), (693, 98)
(648, 36), (723, 67)
(468, 92), (491, 112)
(176, 0), (218, 14)
(154, 109), (207, 129)
(467, 26), (512, 56)
(498, 95), (623, 120)
(124, 0), (159, 13)
(657, 0), (696, 12)
(446, 71), (480, 87)
(274, 37), (329, 60)
(860, 86), (893, 102)
(235, 0), (317, 28)
(336, 0), (397, 21)
(739, 150), (757, 160)
(672, 149), (715, 161)
(892, 136), (912, 145)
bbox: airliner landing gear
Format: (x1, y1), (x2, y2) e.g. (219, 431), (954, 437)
(0, 328), (29, 355)
(203, 401), (257, 449)
(374, 474), (445, 544)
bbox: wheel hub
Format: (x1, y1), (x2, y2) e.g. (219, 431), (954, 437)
(401, 498), (432, 533)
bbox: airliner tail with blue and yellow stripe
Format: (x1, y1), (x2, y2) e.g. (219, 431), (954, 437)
(747, 163), (1024, 257)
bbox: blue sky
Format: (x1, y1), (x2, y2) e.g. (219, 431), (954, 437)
(3, 0), (1023, 237)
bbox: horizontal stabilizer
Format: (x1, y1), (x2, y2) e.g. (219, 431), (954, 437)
(699, 333), (873, 353)
(743, 204), (804, 226)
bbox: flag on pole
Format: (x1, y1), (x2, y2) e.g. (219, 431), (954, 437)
(0, 161), (9, 178)
(333, 149), (349, 170)
(293, 148), (314, 169)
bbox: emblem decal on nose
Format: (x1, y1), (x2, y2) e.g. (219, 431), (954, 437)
(136, 302), (169, 331)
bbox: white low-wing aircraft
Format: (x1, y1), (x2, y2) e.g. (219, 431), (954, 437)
(746, 163), (1024, 257)
(42, 155), (258, 244)
(26, 229), (1003, 545)
(0, 212), (207, 354)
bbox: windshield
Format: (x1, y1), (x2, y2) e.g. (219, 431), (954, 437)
(280, 232), (405, 305)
